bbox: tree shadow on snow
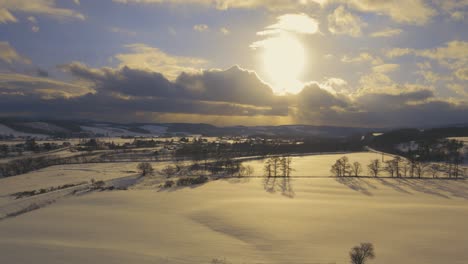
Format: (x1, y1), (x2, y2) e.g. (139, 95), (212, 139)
(336, 177), (468, 199)
(335, 177), (374, 196)
(263, 176), (295, 198)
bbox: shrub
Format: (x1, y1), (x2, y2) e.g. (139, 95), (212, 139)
(163, 180), (175, 188)
(176, 175), (208, 186)
(137, 162), (154, 176)
(160, 165), (177, 178)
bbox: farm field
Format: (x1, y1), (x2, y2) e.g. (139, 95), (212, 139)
(0, 152), (467, 263)
(0, 176), (467, 264)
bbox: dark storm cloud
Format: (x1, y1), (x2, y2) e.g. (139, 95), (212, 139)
(293, 87), (468, 127)
(355, 89), (435, 110)
(0, 63), (287, 120)
(35, 68), (49, 77)
(1, 62), (467, 127)
(61, 63), (279, 106)
(296, 83), (350, 111)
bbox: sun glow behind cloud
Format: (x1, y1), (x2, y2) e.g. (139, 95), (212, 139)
(252, 13), (318, 94)
(261, 33), (305, 94)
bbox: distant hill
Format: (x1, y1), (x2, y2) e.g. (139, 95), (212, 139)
(1, 117), (467, 139)
(0, 118), (385, 138)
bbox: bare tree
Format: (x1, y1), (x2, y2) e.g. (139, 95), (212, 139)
(160, 164), (177, 178)
(414, 161), (429, 178)
(331, 156), (351, 177)
(384, 160), (396, 177)
(351, 162), (363, 177)
(428, 164), (441, 178)
(393, 156), (402, 177)
(280, 156), (293, 177)
(331, 162), (341, 177)
(349, 242), (376, 264)
(367, 159), (381, 177)
(401, 161), (410, 177)
(238, 164), (254, 177)
(271, 157), (280, 177)
(137, 162), (154, 176)
(264, 158), (272, 177)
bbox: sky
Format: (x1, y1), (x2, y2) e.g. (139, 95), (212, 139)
(0, 0), (467, 128)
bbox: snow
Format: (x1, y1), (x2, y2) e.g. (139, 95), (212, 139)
(140, 125), (168, 134)
(0, 162), (171, 206)
(0, 177), (467, 264)
(80, 126), (149, 137)
(0, 152), (467, 263)
(0, 124), (47, 138)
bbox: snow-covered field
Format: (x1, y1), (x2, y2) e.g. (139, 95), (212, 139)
(0, 152), (467, 264)
(0, 177), (467, 264)
(0, 162), (173, 205)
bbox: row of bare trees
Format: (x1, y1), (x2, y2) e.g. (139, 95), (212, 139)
(331, 156), (363, 177)
(264, 156), (293, 177)
(331, 155), (466, 178)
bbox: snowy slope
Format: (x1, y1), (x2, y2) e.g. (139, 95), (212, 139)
(0, 177), (467, 264)
(0, 124), (47, 138)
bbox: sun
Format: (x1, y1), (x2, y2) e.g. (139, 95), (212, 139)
(262, 33), (305, 94)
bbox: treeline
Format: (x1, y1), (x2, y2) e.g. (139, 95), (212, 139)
(175, 136), (364, 160)
(331, 154), (465, 178)
(370, 127), (467, 161)
(0, 154), (98, 178)
(0, 139), (65, 158)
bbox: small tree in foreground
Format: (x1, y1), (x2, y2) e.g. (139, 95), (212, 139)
(350, 242), (375, 264)
(137, 162), (154, 176)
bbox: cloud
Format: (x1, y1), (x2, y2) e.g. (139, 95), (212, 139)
(220, 27), (230, 35)
(370, 27), (402, 37)
(62, 62), (280, 107)
(0, 42), (31, 65)
(0, 8), (17, 23)
(385, 48), (412, 58)
(417, 41), (468, 69)
(0, 0), (85, 22)
(110, 27), (137, 36)
(455, 68), (468, 80)
(193, 24), (209, 32)
(113, 43), (207, 80)
(448, 83), (468, 97)
(290, 80), (468, 128)
(296, 83), (349, 111)
(433, 0), (468, 21)
(111, 0), (435, 26)
(372, 64), (400, 73)
(342, 0), (436, 25)
(328, 5), (366, 37)
(358, 71), (396, 94)
(386, 41), (468, 69)
(0, 63), (287, 121)
(2, 60), (467, 127)
(0, 72), (92, 98)
(257, 13), (319, 36)
(112, 0), (323, 11)
(450, 11), (466, 21)
(341, 52), (383, 65)
(175, 66), (279, 106)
